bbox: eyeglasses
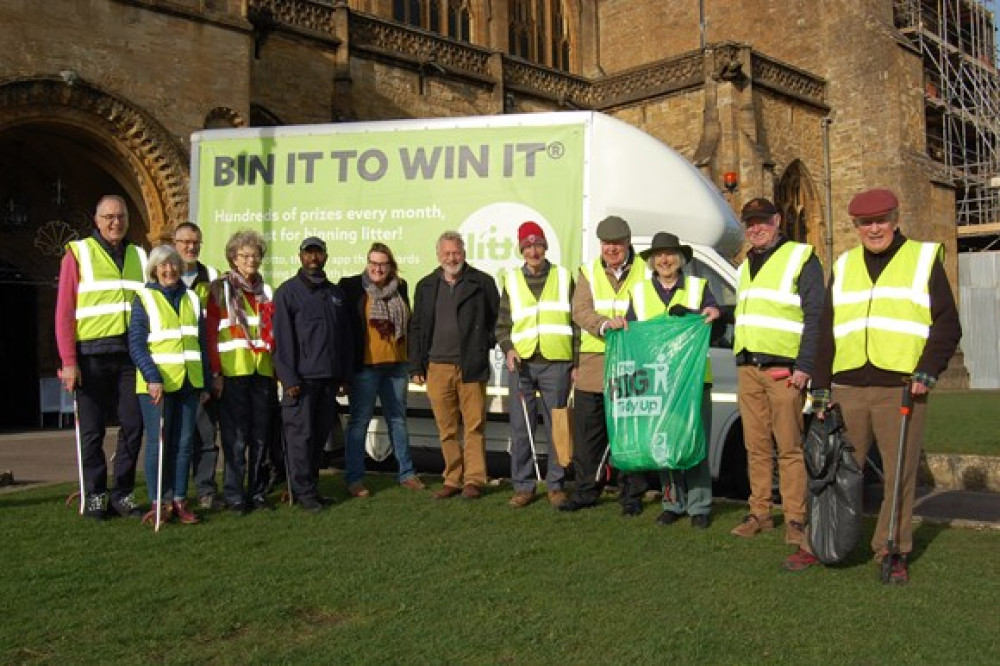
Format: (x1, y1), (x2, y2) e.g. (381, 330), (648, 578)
(237, 252), (261, 260)
(100, 213), (127, 221)
(368, 261), (390, 269)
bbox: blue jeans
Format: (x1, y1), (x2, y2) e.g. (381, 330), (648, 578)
(345, 363), (416, 484)
(140, 389), (198, 503)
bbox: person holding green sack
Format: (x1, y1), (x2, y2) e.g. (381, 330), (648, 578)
(624, 232), (720, 528)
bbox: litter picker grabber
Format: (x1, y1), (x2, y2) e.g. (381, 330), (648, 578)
(517, 388), (542, 482)
(155, 411), (165, 533)
(70, 391), (85, 514)
(881, 382), (914, 584)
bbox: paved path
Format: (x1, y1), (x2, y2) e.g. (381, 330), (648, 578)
(2, 428), (998, 528)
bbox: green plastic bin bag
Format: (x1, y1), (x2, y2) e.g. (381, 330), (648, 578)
(604, 314), (710, 471)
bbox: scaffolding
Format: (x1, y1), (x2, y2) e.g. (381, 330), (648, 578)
(894, 0), (1000, 250)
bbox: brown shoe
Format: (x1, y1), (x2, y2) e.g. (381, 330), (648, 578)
(400, 477), (426, 491)
(348, 482), (371, 498)
(433, 485), (463, 499)
(461, 484), (482, 500)
(730, 514), (775, 538)
(547, 490), (568, 508)
(508, 491), (535, 508)
(785, 520), (806, 546)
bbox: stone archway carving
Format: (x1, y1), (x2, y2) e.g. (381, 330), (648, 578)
(0, 76), (190, 242)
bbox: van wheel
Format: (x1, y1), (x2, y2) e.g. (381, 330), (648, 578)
(716, 425), (750, 500)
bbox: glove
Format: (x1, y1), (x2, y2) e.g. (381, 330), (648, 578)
(911, 371), (937, 389)
(668, 304), (688, 317)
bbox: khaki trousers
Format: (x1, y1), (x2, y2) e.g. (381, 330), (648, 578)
(737, 365), (807, 522)
(426, 362), (488, 488)
(835, 384), (927, 557)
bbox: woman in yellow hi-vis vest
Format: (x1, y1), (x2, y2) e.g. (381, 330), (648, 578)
(128, 246), (209, 526)
(206, 230), (277, 514)
(624, 232), (720, 529)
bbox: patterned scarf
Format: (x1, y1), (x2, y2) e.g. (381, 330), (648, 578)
(225, 270), (272, 351)
(362, 273), (409, 342)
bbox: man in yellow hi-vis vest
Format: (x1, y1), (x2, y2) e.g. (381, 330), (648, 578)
(56, 195), (148, 520)
(560, 215), (647, 514)
(173, 221), (223, 511)
(496, 222), (577, 509)
(730, 198), (825, 547)
(784, 188), (961, 582)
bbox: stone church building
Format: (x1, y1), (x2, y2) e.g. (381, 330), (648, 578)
(0, 0), (974, 425)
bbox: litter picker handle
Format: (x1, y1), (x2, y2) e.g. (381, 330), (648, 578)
(901, 382), (914, 415)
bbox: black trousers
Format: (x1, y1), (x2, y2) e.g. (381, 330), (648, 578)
(76, 352), (143, 500)
(282, 379), (339, 502)
(569, 389), (609, 505)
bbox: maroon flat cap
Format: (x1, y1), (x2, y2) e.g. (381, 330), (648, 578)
(848, 188), (899, 218)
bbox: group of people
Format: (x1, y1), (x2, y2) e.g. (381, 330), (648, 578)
(58, 187), (961, 584)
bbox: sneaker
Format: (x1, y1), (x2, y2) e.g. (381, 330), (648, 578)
(508, 491), (535, 508)
(348, 482), (371, 498)
(229, 501), (248, 515)
(83, 492), (106, 521)
(785, 520), (806, 546)
(656, 510), (683, 526)
(461, 484), (482, 500)
(171, 500), (200, 525)
(198, 494), (224, 511)
(400, 477), (426, 491)
(141, 502), (173, 526)
(782, 547), (821, 572)
(297, 497), (326, 514)
(888, 555), (910, 585)
(110, 494), (143, 519)
(252, 495), (274, 511)
(547, 490), (568, 508)
(730, 514), (775, 538)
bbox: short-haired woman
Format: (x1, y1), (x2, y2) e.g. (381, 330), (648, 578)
(129, 245), (209, 525)
(206, 230), (277, 514)
(339, 243), (424, 497)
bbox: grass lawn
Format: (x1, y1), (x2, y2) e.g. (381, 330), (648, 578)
(924, 389), (1000, 456)
(2, 474), (999, 664)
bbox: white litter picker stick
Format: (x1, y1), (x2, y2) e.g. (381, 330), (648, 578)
(72, 391), (85, 515)
(155, 411), (165, 533)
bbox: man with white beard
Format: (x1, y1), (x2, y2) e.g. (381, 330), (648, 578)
(409, 231), (499, 500)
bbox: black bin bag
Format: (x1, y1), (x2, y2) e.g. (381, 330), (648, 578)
(804, 405), (863, 565)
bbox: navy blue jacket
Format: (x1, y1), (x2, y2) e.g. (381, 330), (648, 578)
(272, 270), (353, 387)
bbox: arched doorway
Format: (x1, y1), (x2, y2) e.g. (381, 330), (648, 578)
(0, 77), (189, 428)
(775, 160), (824, 259)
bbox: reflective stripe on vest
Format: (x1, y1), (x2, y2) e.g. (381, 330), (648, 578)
(216, 280), (274, 377)
(505, 265), (573, 361)
(630, 276), (713, 383)
(733, 241), (811, 358)
(135, 288), (204, 393)
(579, 258), (647, 354)
(69, 238), (148, 341)
(831, 240), (939, 374)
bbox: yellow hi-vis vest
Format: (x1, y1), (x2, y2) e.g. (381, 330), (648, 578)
(216, 280), (274, 377)
(630, 275), (713, 383)
(189, 264), (219, 312)
(69, 237), (148, 341)
(134, 288), (204, 393)
(579, 258), (647, 354)
(831, 239), (940, 375)
(733, 241), (812, 358)
(505, 264), (573, 361)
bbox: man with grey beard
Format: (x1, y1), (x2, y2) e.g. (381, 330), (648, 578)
(409, 231), (499, 500)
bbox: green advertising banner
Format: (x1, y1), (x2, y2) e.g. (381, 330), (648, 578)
(195, 123), (586, 285)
